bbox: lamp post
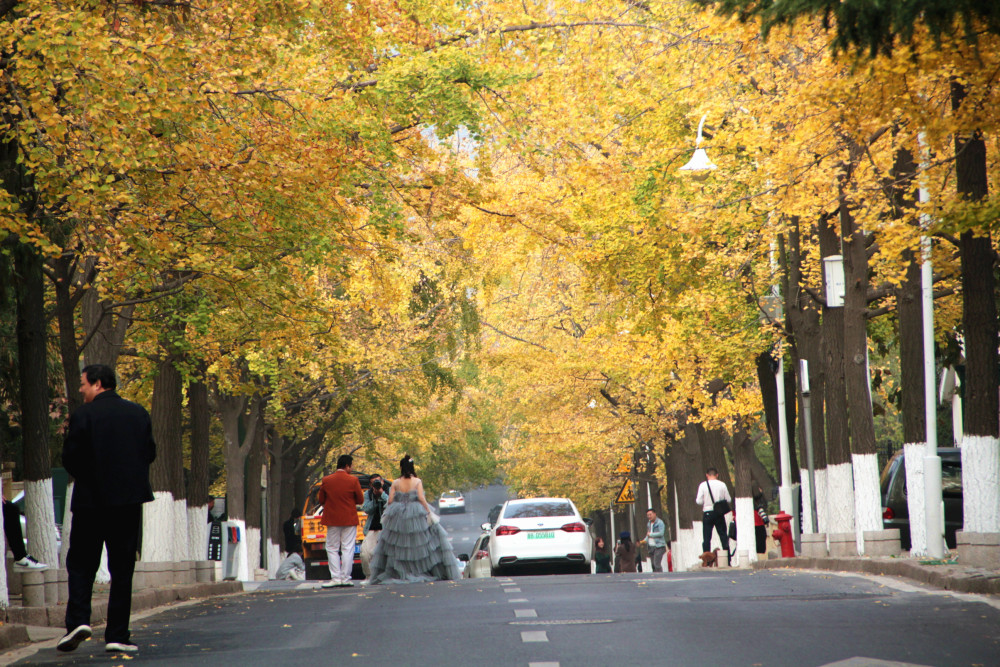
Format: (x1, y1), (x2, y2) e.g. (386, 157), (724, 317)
(918, 137), (944, 559)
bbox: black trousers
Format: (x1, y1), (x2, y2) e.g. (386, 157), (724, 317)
(2, 500), (28, 561)
(65, 504), (141, 643)
(702, 511), (730, 555)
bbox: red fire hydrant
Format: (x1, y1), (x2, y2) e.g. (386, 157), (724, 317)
(771, 511), (796, 558)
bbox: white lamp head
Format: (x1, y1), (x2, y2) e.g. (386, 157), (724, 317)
(679, 114), (717, 180)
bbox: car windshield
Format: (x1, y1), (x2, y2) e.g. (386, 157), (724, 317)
(504, 501), (574, 519)
(942, 461), (962, 496)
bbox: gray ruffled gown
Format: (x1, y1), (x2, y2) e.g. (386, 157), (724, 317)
(368, 490), (461, 584)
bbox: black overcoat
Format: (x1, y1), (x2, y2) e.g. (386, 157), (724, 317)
(63, 390), (157, 510)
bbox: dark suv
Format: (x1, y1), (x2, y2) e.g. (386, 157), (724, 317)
(880, 447), (963, 549)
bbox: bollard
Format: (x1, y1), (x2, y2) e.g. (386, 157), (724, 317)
(195, 560), (214, 583)
(57, 568), (70, 603)
(22, 570), (46, 607)
(132, 562), (150, 592)
(44, 567), (58, 604)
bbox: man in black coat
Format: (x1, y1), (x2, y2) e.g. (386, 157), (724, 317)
(58, 364), (156, 654)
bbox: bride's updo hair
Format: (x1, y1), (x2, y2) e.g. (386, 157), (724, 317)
(399, 455), (416, 478)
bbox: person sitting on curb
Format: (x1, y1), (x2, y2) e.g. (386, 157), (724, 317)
(274, 549), (306, 581)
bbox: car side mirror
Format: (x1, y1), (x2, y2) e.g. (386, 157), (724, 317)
(481, 522), (491, 532)
(583, 518), (593, 527)
(458, 553), (469, 562)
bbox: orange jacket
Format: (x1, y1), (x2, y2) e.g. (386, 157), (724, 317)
(317, 469), (364, 527)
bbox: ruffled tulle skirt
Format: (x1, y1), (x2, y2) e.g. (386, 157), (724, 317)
(368, 493), (460, 584)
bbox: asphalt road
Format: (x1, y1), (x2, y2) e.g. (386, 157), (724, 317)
(12, 487), (1000, 666)
(437, 483), (513, 560)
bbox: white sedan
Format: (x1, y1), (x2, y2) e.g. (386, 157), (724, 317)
(461, 532), (492, 579)
(488, 498), (592, 575)
(438, 490), (466, 514)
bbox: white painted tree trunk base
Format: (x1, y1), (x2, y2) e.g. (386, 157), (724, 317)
(97, 548), (110, 584)
(173, 498), (188, 563)
(852, 453), (882, 554)
(188, 505), (209, 561)
(674, 526), (700, 571)
(735, 496), (758, 564)
(799, 469), (815, 533)
(826, 462), (856, 536)
(961, 435), (1000, 533)
(246, 527), (261, 580)
(142, 492), (176, 562)
(25, 478), (59, 567)
(903, 442), (928, 556)
(266, 539), (281, 578)
(815, 468), (829, 534)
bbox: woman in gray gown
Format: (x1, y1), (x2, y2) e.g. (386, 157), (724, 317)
(367, 455), (460, 584)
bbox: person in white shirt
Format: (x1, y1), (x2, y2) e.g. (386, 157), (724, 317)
(695, 467), (733, 565)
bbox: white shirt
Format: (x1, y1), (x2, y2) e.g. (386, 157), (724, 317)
(695, 479), (732, 512)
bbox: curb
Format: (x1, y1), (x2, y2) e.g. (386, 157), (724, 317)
(751, 556), (1000, 595)
(0, 580), (243, 653)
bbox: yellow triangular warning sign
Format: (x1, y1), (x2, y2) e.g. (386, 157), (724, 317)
(615, 479), (636, 504)
(613, 453), (631, 474)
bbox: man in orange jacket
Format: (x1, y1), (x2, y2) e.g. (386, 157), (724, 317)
(318, 454), (364, 588)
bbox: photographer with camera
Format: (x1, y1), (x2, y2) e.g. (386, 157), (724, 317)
(360, 474), (389, 580)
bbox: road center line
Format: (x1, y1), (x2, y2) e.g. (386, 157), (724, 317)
(508, 598), (529, 602)
(521, 631), (548, 643)
(515, 609), (537, 618)
(503, 588), (522, 593)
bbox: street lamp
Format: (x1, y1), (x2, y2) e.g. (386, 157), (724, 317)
(679, 114), (717, 180)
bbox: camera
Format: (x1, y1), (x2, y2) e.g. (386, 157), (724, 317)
(371, 479), (382, 491)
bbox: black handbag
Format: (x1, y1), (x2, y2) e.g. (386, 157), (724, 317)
(706, 479), (731, 515)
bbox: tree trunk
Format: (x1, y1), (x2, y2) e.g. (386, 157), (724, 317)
(841, 193), (881, 553)
(819, 211), (855, 535)
(80, 282), (134, 369)
(732, 424), (757, 563)
(144, 356), (184, 562)
(216, 389), (261, 581)
(245, 419), (266, 576)
(756, 351), (783, 473)
(892, 145), (932, 554)
(787, 217), (827, 532)
(187, 376), (211, 561)
(697, 424), (732, 490)
(50, 254), (83, 414)
(675, 418), (706, 570)
(16, 246), (59, 568)
(952, 79), (1000, 534)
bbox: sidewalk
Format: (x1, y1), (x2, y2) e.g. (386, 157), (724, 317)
(752, 555), (1000, 596)
(0, 578), (243, 654)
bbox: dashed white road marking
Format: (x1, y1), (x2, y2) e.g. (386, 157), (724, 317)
(515, 609), (537, 618)
(508, 598), (529, 603)
(528, 663), (560, 667)
(521, 631), (548, 643)
(503, 587), (522, 593)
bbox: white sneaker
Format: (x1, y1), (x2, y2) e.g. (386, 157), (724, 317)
(321, 580), (338, 588)
(13, 555), (48, 570)
(106, 642), (139, 653)
(57, 625), (92, 652)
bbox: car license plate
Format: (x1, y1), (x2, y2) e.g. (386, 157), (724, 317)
(528, 531), (555, 540)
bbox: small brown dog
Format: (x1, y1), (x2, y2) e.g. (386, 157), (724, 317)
(699, 549), (719, 567)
